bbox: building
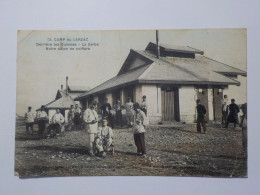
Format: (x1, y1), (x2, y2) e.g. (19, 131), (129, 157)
(39, 77), (89, 122)
(75, 42), (246, 124)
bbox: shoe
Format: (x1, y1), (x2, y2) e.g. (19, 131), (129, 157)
(101, 152), (107, 157)
(142, 154), (147, 158)
(89, 150), (95, 157)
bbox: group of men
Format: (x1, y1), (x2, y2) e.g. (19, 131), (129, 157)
(196, 96), (247, 154)
(196, 95), (245, 133)
(83, 97), (148, 157)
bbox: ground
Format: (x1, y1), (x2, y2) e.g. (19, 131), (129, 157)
(15, 118), (247, 178)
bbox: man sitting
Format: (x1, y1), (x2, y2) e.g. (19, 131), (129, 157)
(94, 119), (113, 157)
(47, 109), (65, 138)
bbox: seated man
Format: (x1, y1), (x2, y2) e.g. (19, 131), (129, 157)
(47, 109), (65, 137)
(94, 119), (113, 157)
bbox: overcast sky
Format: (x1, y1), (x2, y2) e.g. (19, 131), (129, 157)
(16, 29), (246, 115)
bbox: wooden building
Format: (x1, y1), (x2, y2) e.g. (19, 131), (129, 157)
(75, 42), (246, 124)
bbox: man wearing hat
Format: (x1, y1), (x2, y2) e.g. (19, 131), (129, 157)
(94, 118), (113, 157)
(196, 99), (207, 133)
(36, 105), (48, 139)
(226, 99), (240, 128)
(24, 106), (35, 136)
(83, 102), (99, 157)
(133, 102), (147, 157)
(140, 95), (148, 116)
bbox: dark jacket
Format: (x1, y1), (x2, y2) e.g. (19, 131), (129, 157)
(227, 103), (240, 123)
(197, 104), (207, 119)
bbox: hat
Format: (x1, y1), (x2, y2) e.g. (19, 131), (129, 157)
(142, 95), (146, 98)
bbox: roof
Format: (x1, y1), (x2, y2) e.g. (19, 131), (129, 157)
(68, 85), (90, 92)
(75, 65), (150, 100)
(146, 42), (204, 55)
(75, 46), (246, 101)
(45, 95), (75, 109)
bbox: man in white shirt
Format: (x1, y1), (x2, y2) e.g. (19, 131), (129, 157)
(221, 95), (229, 125)
(140, 95), (148, 116)
(24, 106), (35, 136)
(36, 105), (48, 139)
(47, 109), (65, 137)
(83, 102), (99, 157)
(94, 119), (113, 157)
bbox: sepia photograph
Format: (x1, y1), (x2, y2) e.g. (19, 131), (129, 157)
(15, 29), (247, 178)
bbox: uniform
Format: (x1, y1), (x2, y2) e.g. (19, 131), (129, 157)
(133, 110), (147, 155)
(196, 104), (207, 133)
(94, 126), (113, 152)
(36, 110), (48, 138)
(47, 113), (65, 136)
(83, 108), (99, 154)
(24, 111), (35, 135)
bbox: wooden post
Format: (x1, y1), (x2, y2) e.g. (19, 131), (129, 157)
(156, 30), (159, 58)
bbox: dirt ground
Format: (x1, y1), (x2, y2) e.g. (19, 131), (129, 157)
(15, 119), (247, 178)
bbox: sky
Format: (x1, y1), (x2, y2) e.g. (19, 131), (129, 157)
(16, 29), (247, 115)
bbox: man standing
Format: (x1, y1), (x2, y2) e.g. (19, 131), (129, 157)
(74, 104), (81, 130)
(196, 99), (207, 133)
(140, 95), (148, 116)
(100, 97), (113, 128)
(125, 97), (134, 127)
(113, 99), (123, 127)
(83, 102), (99, 157)
(24, 106), (35, 136)
(240, 103), (247, 155)
(94, 119), (113, 157)
(221, 95), (229, 125)
(47, 109), (65, 137)
(226, 99), (240, 128)
(67, 105), (75, 131)
(133, 103), (147, 157)
(36, 105), (48, 139)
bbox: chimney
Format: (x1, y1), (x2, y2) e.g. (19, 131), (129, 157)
(66, 76), (68, 95)
(61, 84), (63, 90)
(156, 30), (160, 58)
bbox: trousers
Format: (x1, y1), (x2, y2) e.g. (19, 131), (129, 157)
(95, 137), (113, 152)
(134, 133), (146, 155)
(87, 133), (96, 151)
(197, 117), (207, 133)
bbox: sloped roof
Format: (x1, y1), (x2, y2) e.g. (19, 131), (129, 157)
(75, 65), (150, 100)
(75, 47), (246, 101)
(45, 95), (75, 109)
(68, 85), (90, 92)
(146, 42), (204, 54)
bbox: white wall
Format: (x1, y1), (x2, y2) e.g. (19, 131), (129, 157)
(179, 86), (197, 123)
(208, 89), (214, 121)
(141, 84), (162, 124)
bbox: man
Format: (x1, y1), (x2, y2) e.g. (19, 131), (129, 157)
(221, 95), (229, 125)
(133, 103), (147, 157)
(240, 103), (247, 155)
(24, 106), (35, 136)
(140, 95), (148, 116)
(125, 97), (134, 127)
(67, 105), (75, 131)
(36, 105), (48, 139)
(74, 104), (82, 130)
(83, 102), (99, 157)
(94, 119), (113, 157)
(196, 99), (207, 133)
(113, 99), (123, 127)
(100, 97), (113, 128)
(47, 109), (65, 137)
(226, 99), (240, 128)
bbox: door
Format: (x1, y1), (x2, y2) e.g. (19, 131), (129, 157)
(161, 86), (180, 121)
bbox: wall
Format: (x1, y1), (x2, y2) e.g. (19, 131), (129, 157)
(179, 86), (197, 123)
(141, 84), (162, 124)
(208, 89), (214, 121)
